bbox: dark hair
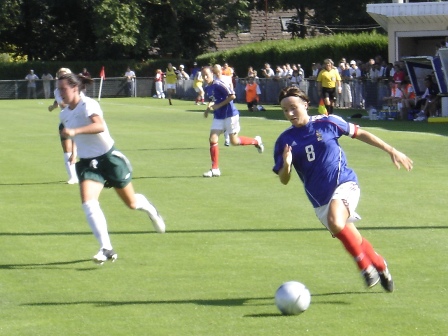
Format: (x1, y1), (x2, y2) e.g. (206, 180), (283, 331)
(278, 86), (310, 104)
(58, 73), (93, 90)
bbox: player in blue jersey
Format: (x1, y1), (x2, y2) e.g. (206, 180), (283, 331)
(201, 66), (264, 177)
(273, 86), (414, 292)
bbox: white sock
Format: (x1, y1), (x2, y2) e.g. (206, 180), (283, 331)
(63, 152), (72, 179)
(224, 132), (230, 142)
(82, 200), (112, 250)
(134, 193), (158, 217)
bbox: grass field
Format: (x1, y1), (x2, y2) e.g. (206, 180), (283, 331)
(1, 97), (447, 335)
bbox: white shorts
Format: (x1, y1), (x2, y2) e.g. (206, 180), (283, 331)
(314, 182), (361, 231)
(210, 115), (241, 134)
(166, 83), (176, 90)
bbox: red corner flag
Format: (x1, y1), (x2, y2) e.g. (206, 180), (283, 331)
(100, 66), (105, 79)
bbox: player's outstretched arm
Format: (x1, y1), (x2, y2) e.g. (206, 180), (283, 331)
(355, 128), (413, 171)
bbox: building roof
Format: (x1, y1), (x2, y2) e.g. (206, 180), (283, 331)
(367, 2), (448, 31)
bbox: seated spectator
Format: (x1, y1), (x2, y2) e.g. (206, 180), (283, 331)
(414, 75), (441, 121)
(397, 79), (416, 120)
(383, 79), (401, 107)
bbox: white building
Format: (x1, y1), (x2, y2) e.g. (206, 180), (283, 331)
(367, 0), (448, 63)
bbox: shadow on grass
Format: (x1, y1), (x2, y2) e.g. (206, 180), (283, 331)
(0, 225), (446, 238)
(22, 291), (378, 312)
(0, 259), (93, 270)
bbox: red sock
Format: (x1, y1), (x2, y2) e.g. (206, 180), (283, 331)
(210, 142), (219, 169)
(361, 238), (386, 271)
(238, 136), (256, 146)
(335, 225), (371, 271)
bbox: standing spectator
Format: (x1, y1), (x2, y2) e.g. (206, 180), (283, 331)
(340, 63), (353, 108)
(79, 68), (91, 78)
(316, 59), (341, 114)
(154, 69), (165, 99)
(177, 65), (189, 80)
(308, 62), (321, 105)
(247, 66), (257, 78)
(25, 70), (39, 99)
(349, 60), (363, 108)
(201, 66), (264, 178)
(245, 76), (264, 111)
(261, 63), (275, 79)
(42, 70), (54, 99)
(274, 86), (413, 292)
(165, 63), (177, 105)
(124, 66), (136, 97)
(57, 73), (165, 263)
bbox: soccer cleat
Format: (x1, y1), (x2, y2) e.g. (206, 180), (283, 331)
(93, 248), (117, 265)
(254, 136), (264, 154)
(362, 265), (380, 288)
(224, 140), (230, 147)
(145, 205), (166, 233)
(378, 265), (394, 292)
(67, 178), (79, 184)
(203, 168), (221, 178)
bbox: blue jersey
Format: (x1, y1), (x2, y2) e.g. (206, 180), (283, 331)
(273, 115), (359, 208)
(203, 79), (239, 119)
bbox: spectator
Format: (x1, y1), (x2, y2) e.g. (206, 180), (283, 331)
(247, 66), (257, 78)
(177, 65), (189, 80)
(349, 60), (363, 108)
(245, 76), (264, 112)
(79, 68), (91, 78)
(261, 63), (274, 79)
(154, 69), (165, 99)
(340, 63), (353, 108)
(124, 66), (136, 97)
(382, 79), (401, 108)
(414, 75), (440, 121)
(42, 70), (53, 99)
(397, 79), (416, 120)
(25, 69), (39, 99)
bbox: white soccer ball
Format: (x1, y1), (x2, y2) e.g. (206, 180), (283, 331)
(275, 281), (311, 315)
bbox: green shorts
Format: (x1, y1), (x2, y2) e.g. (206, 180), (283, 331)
(76, 147), (133, 188)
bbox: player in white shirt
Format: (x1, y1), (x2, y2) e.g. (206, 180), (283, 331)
(48, 68), (79, 184)
(58, 73), (165, 264)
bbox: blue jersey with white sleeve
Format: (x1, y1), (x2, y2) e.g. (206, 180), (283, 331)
(203, 79), (239, 119)
(273, 115), (359, 208)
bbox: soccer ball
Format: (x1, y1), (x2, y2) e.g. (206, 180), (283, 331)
(275, 281), (311, 315)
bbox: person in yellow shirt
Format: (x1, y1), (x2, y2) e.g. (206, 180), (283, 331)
(165, 63), (177, 105)
(193, 68), (205, 105)
(317, 59), (342, 114)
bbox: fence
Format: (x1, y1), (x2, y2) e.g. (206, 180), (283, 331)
(1, 77), (392, 109)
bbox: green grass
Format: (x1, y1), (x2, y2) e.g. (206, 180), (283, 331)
(1, 97), (447, 335)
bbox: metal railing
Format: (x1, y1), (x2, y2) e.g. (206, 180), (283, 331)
(1, 77), (392, 109)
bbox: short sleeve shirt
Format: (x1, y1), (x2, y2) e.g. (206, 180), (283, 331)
(203, 79), (239, 120)
(273, 115), (359, 208)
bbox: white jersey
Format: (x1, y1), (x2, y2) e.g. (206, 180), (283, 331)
(59, 96), (114, 159)
(54, 88), (64, 106)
